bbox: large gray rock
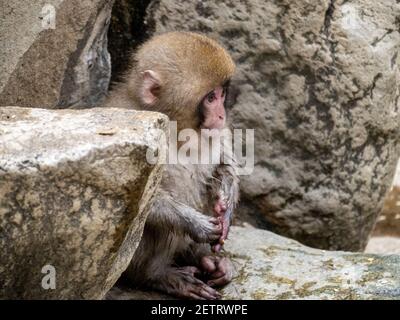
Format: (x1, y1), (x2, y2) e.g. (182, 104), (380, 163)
(0, 0), (114, 108)
(0, 106), (167, 299)
(146, 0), (400, 250)
(222, 226), (400, 299)
(107, 226), (400, 300)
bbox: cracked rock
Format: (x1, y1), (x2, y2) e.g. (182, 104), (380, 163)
(0, 0), (114, 108)
(0, 107), (167, 299)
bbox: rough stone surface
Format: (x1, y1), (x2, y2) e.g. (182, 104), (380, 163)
(0, 107), (168, 299)
(107, 226), (400, 300)
(366, 185), (400, 255)
(146, 0), (400, 250)
(0, 0), (114, 108)
(107, 0), (152, 84)
(366, 237), (400, 255)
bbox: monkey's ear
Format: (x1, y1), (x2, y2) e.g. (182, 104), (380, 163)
(141, 70), (161, 105)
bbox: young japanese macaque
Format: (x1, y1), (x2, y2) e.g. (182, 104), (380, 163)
(104, 31), (239, 300)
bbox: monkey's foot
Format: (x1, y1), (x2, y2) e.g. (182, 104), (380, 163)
(200, 256), (233, 287)
(156, 266), (222, 300)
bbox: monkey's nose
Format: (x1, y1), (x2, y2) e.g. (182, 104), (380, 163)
(219, 116), (224, 120)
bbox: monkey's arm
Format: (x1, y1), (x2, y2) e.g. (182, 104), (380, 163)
(214, 133), (240, 217)
(213, 164), (240, 214)
(210, 163), (240, 251)
(146, 191), (222, 244)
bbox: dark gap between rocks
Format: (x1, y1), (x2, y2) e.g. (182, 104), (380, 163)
(107, 0), (154, 86)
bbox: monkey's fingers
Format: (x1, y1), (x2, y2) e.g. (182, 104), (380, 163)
(211, 243), (222, 252)
(203, 230), (222, 245)
(209, 217), (221, 225)
(195, 218), (222, 244)
(210, 219), (223, 236)
(210, 224), (228, 252)
(200, 256), (218, 274)
(207, 258), (233, 287)
(214, 199), (227, 216)
(209, 259), (228, 279)
(210, 270), (225, 279)
(199, 285), (221, 300)
(208, 274), (231, 287)
(186, 284), (221, 300)
(219, 216), (231, 242)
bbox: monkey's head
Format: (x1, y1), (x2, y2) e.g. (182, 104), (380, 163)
(128, 32), (236, 131)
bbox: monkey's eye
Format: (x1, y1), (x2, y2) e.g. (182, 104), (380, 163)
(206, 91), (216, 103)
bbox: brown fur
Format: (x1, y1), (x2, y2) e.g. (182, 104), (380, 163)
(104, 32), (239, 299)
(104, 31), (235, 130)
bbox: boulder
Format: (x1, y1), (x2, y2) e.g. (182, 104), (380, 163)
(146, 0), (400, 250)
(0, 0), (114, 108)
(107, 226), (400, 300)
(0, 106), (167, 299)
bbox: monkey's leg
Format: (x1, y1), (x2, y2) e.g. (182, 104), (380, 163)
(151, 265), (222, 300)
(178, 243), (234, 288)
(126, 229), (221, 300)
(200, 255), (234, 287)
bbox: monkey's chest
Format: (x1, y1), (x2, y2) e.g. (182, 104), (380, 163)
(161, 164), (215, 215)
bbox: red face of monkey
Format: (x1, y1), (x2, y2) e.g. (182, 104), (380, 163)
(199, 85), (228, 130)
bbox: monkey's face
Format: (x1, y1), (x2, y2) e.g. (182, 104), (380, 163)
(199, 85), (227, 130)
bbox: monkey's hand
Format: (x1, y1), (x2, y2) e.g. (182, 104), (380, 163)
(212, 194), (232, 252)
(211, 163), (239, 252)
(153, 194), (223, 245)
(189, 215), (223, 244)
(200, 256), (233, 287)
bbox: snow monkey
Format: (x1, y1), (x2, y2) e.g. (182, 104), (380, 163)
(104, 32), (239, 300)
